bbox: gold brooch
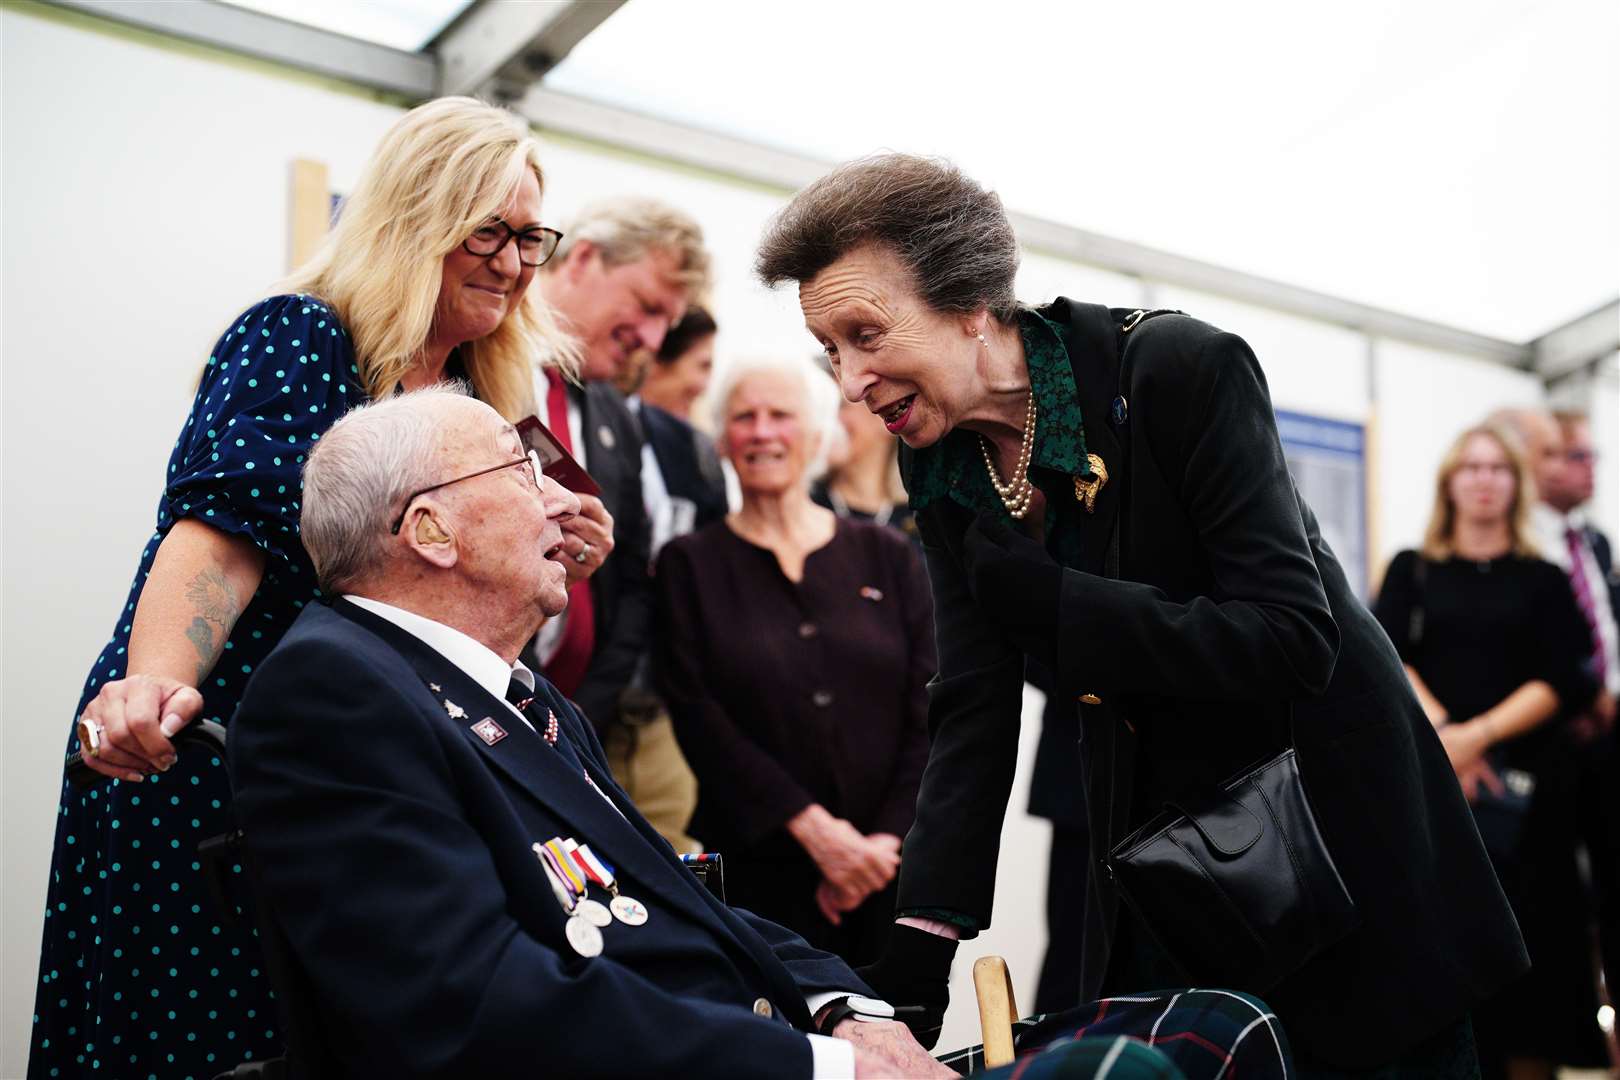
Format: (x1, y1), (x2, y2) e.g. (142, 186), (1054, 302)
(1073, 454), (1108, 513)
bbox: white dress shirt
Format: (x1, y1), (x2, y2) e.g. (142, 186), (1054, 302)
(345, 594), (859, 1077)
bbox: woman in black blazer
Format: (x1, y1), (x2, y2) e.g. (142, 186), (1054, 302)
(756, 153), (1528, 1076)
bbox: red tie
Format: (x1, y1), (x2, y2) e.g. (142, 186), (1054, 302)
(543, 369), (596, 698)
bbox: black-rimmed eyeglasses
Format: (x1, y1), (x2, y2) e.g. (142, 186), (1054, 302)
(389, 455), (538, 535)
(463, 219), (564, 268)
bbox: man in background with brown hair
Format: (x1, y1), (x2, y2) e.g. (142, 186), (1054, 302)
(531, 197), (712, 851)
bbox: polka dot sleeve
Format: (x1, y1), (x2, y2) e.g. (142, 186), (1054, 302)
(162, 294), (362, 563)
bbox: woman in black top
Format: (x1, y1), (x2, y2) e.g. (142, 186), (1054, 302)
(1374, 423), (1602, 1079)
(655, 356), (934, 966)
(754, 152), (1528, 1075)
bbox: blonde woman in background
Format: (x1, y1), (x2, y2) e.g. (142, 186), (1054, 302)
(811, 363), (918, 542)
(28, 97), (599, 1079)
(1373, 422), (1603, 1080)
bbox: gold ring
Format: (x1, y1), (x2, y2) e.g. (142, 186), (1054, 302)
(77, 716), (104, 758)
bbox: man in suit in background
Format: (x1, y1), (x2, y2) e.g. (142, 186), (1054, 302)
(529, 198), (709, 730)
(531, 198), (712, 849)
(229, 386), (955, 1078)
(1544, 410), (1619, 1001)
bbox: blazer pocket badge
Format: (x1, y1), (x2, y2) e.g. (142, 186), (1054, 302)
(1073, 454), (1108, 513)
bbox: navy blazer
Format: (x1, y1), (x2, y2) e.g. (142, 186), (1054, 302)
(229, 599), (864, 1079)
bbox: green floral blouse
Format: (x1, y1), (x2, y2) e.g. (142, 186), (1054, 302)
(903, 308), (1094, 566)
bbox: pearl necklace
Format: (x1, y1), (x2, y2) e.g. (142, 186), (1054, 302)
(979, 389), (1038, 519)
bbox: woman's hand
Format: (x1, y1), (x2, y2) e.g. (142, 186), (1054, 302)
(78, 674), (203, 782)
(1438, 719), (1493, 777)
(787, 805), (900, 901)
(560, 493), (614, 587)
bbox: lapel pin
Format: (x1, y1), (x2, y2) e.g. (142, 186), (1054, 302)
(1073, 453), (1109, 513)
(1110, 395), (1129, 426)
(597, 425), (616, 451)
(471, 718), (507, 745)
(443, 698), (468, 720)
(429, 683), (442, 693)
(859, 586), (884, 602)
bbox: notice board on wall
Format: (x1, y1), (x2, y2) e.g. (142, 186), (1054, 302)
(1275, 410), (1369, 601)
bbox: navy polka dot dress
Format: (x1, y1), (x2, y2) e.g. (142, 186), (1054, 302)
(29, 295), (364, 1079)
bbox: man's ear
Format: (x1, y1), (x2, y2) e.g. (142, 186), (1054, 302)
(404, 507), (458, 570)
(561, 240), (598, 286)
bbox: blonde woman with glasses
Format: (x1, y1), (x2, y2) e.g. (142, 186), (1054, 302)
(1373, 422), (1603, 1079)
(28, 97), (589, 1078)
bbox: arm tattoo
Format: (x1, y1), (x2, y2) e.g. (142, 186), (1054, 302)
(183, 566), (242, 682)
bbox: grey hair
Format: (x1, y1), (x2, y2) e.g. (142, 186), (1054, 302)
(710, 355), (843, 483)
(550, 196), (713, 300)
(755, 153), (1021, 323)
(300, 383), (472, 593)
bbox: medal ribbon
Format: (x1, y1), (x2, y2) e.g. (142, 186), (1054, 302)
(537, 840), (586, 911)
(565, 840), (618, 896)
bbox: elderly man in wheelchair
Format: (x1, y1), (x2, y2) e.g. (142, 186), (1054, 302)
(206, 384), (1288, 1078)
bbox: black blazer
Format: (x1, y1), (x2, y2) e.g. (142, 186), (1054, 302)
(641, 401), (729, 531)
(229, 600), (864, 1079)
(562, 381), (655, 732)
(897, 298), (1528, 1069)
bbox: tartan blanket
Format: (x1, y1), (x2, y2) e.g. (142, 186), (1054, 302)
(937, 988), (1292, 1079)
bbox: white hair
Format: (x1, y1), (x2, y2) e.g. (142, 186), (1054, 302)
(301, 383), (472, 592)
(710, 355), (842, 482)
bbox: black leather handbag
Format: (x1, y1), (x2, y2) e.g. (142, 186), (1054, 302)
(1105, 747), (1357, 991)
(1100, 309), (1357, 992)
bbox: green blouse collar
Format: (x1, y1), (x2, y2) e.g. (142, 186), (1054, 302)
(905, 309), (1089, 522)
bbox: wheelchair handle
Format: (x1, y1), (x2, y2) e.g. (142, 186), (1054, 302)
(65, 718), (229, 789)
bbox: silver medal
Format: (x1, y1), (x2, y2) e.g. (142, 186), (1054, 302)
(575, 897), (613, 928)
(610, 894), (649, 926)
(565, 914), (603, 957)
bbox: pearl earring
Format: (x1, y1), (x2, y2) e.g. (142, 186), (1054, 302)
(976, 331), (988, 347)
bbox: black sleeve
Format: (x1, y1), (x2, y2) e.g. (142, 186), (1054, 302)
(1047, 329), (1341, 702)
(894, 515), (1027, 933)
(1372, 550), (1421, 662)
(871, 531), (937, 839)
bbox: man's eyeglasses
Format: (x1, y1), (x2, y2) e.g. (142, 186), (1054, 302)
(463, 220), (564, 268)
(389, 455), (539, 535)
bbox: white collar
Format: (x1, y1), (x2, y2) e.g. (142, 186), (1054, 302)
(343, 595), (534, 712)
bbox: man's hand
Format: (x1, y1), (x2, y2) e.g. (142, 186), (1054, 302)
(77, 674), (202, 781)
(788, 805), (900, 902)
(560, 493), (614, 586)
(838, 1019), (957, 1079)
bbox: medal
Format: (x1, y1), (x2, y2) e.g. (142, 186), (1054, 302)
(566, 841), (651, 928)
(610, 895), (649, 926)
(565, 914), (603, 957)
(575, 898), (613, 927)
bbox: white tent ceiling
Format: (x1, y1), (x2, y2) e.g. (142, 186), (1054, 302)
(222, 0), (1619, 342)
(541, 0), (1617, 343)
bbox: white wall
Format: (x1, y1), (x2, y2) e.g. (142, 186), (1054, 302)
(0, 9), (411, 1071)
(3, 6), (1615, 1074)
